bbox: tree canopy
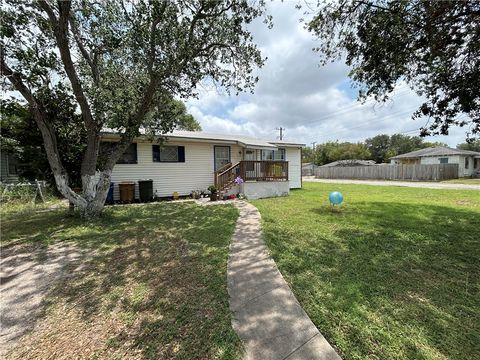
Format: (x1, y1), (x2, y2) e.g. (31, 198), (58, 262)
(308, 0), (480, 140)
(457, 140), (480, 153)
(303, 141), (370, 165)
(303, 133), (447, 165)
(365, 133), (446, 163)
(1, 0), (267, 217)
(1, 86), (85, 187)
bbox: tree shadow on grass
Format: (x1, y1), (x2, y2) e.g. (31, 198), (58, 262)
(4, 202), (241, 360)
(263, 201), (480, 360)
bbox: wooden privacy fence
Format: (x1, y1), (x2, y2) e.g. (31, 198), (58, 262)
(314, 164), (459, 181)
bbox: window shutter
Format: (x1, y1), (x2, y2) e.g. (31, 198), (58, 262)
(132, 143), (138, 163)
(178, 146), (185, 162)
(152, 145), (160, 162)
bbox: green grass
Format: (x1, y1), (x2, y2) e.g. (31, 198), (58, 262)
(2, 201), (241, 359)
(252, 183), (480, 360)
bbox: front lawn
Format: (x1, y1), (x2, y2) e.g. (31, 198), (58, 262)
(2, 202), (241, 359)
(252, 183), (480, 359)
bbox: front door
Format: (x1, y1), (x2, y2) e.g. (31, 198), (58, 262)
(214, 146), (230, 171)
(244, 149), (257, 177)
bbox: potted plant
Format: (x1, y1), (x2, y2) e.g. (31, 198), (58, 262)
(191, 190), (201, 199)
(208, 185), (218, 201)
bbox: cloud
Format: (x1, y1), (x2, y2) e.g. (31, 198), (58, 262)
(187, 2), (469, 147)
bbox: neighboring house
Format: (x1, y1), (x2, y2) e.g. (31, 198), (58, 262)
(390, 146), (480, 177)
(302, 162), (317, 176)
(101, 130), (304, 200)
(319, 159), (377, 168)
(0, 151), (20, 183)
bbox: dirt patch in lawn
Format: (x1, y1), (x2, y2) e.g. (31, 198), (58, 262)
(0, 242), (91, 357)
(2, 203), (241, 359)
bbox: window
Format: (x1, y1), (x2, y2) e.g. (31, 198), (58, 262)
(214, 146), (230, 170)
(439, 158), (449, 164)
(276, 149), (286, 160)
(261, 148), (285, 160)
(117, 143), (138, 164)
(244, 150), (256, 171)
(152, 145), (185, 162)
(475, 158), (479, 169)
(465, 157), (469, 169)
(100, 142), (138, 164)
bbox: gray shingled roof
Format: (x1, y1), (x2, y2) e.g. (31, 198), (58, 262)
(390, 146), (480, 159)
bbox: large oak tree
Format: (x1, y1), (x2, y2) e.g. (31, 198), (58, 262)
(1, 0), (267, 217)
(308, 0), (480, 139)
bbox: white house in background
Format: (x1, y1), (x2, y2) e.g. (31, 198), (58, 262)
(101, 130), (304, 200)
(390, 146), (480, 177)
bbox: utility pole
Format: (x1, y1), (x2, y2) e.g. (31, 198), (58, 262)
(276, 127), (284, 140)
(311, 141), (316, 150)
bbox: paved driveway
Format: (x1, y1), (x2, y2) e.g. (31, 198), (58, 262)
(303, 177), (480, 190)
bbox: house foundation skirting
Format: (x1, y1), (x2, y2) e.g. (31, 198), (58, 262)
(240, 181), (289, 200)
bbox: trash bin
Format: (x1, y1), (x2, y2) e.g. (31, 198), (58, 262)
(105, 182), (115, 204)
(119, 182), (135, 203)
(138, 179), (153, 202)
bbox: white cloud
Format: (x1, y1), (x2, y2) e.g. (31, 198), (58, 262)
(186, 2), (469, 147)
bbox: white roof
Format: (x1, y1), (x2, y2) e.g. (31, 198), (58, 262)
(102, 129), (305, 149)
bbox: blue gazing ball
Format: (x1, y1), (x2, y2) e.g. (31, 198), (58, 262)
(329, 191), (344, 205)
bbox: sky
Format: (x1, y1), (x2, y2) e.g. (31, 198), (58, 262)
(186, 1), (468, 147)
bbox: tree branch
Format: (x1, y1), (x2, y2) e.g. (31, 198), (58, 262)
(38, 1), (100, 179)
(68, 14), (99, 84)
(1, 48), (84, 205)
(147, 1), (167, 74)
(38, 2), (95, 127)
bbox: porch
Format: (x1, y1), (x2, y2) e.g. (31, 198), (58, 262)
(214, 160), (289, 199)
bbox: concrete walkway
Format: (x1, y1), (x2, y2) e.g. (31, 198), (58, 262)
(228, 201), (340, 360)
(303, 177), (480, 190)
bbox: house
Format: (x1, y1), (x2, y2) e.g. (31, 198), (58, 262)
(319, 159), (377, 168)
(0, 151), (20, 183)
(390, 146), (480, 177)
(101, 130), (304, 200)
(302, 162), (317, 176)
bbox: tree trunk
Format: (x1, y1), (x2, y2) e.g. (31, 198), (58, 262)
(75, 171), (112, 219)
(53, 170), (111, 218)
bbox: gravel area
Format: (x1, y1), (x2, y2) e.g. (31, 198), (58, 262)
(0, 243), (90, 356)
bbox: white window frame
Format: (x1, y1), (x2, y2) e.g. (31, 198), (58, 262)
(261, 148), (285, 161)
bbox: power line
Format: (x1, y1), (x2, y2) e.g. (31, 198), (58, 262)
(303, 87), (413, 126)
(318, 105), (424, 139)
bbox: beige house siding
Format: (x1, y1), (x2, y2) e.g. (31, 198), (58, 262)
(110, 140), (243, 200)
(109, 137), (303, 200)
